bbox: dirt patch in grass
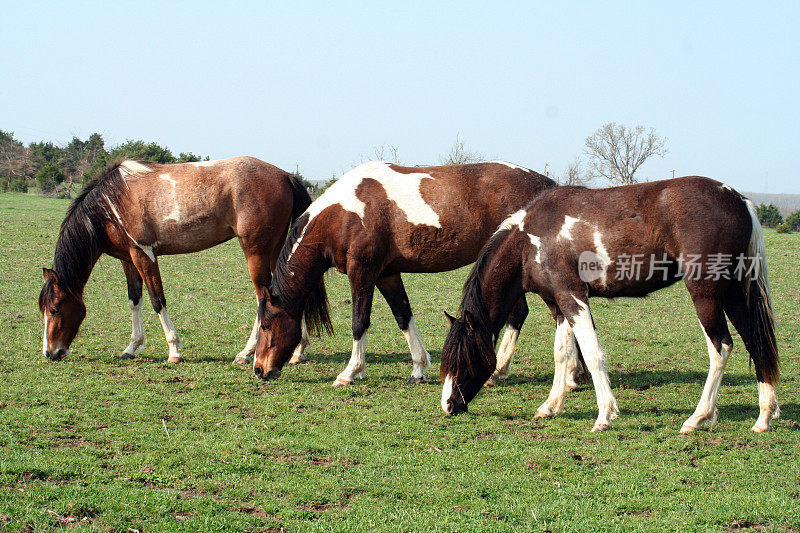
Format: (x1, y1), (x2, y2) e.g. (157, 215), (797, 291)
(725, 521), (772, 532)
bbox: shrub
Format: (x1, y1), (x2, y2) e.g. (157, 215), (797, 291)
(36, 162), (65, 194)
(756, 203), (783, 228)
(776, 223), (791, 234)
(784, 209), (800, 232)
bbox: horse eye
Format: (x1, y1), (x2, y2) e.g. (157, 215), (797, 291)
(51, 307), (60, 316)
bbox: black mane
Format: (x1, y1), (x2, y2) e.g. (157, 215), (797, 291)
(260, 212), (333, 336)
(44, 160), (140, 298)
(458, 229), (513, 326)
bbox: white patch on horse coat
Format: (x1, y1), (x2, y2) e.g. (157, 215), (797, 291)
(159, 173), (182, 222)
(753, 381), (780, 432)
(491, 161), (532, 172)
(402, 316), (431, 379)
(191, 160), (219, 167)
(289, 161), (440, 261)
(536, 319), (575, 417)
(528, 234), (542, 263)
(592, 231), (611, 286)
(559, 216), (580, 241)
(493, 209), (527, 236)
(104, 194), (157, 261)
(721, 184), (733, 192)
(441, 375), (454, 413)
(119, 160), (152, 177)
(42, 314), (49, 356)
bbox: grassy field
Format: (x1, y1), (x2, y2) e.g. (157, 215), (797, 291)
(1, 192), (798, 532)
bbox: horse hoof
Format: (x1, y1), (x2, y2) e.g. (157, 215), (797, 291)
(679, 424), (696, 435)
(483, 378), (496, 388)
(534, 410), (551, 419)
(289, 353), (306, 364)
(119, 352), (135, 360)
(232, 355), (250, 365)
(168, 355), (184, 364)
(751, 423), (770, 433)
(564, 382), (579, 392)
(591, 423), (610, 432)
(332, 377), (352, 387)
(406, 376), (426, 386)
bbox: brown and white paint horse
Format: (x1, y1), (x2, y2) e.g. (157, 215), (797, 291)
(441, 177), (779, 433)
(253, 161), (557, 385)
(39, 157), (311, 363)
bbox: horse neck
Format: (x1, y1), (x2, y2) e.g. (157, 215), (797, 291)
(272, 240), (329, 319)
(52, 225), (103, 297)
(464, 245), (525, 340)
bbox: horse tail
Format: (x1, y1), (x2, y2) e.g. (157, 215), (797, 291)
(287, 172), (312, 226)
(736, 199), (779, 383)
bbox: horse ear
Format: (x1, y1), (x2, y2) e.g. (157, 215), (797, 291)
(464, 310), (475, 331)
(42, 268), (59, 284)
(444, 311), (456, 326)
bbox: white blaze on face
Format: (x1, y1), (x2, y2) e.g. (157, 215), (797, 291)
(191, 160), (219, 167)
(42, 313), (49, 356)
(559, 216), (580, 241)
(491, 161), (532, 173)
(441, 375), (454, 413)
(159, 173), (182, 222)
(288, 161), (441, 261)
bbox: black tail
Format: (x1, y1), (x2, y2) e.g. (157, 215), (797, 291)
(728, 200), (779, 383)
(287, 173), (312, 225)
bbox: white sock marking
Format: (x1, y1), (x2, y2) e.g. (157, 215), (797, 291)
(336, 334), (367, 383)
(570, 296), (618, 430)
(494, 326), (520, 379)
(123, 299), (145, 355)
(157, 307), (182, 360)
(402, 316), (431, 379)
(536, 319), (575, 416)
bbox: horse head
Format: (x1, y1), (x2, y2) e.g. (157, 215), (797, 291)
(440, 310), (496, 414)
(253, 291), (302, 380)
(39, 268), (86, 361)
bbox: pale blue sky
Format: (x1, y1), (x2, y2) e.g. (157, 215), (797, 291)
(2, 2), (798, 192)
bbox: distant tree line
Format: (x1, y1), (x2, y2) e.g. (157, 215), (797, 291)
(756, 203), (800, 233)
(0, 130), (207, 197)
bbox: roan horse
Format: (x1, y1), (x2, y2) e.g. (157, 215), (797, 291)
(39, 157), (312, 364)
(441, 177), (779, 433)
(252, 161), (557, 385)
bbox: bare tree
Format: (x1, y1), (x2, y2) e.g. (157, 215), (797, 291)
(558, 157), (592, 186)
(439, 134), (483, 165)
(584, 123), (667, 185)
(372, 144), (400, 163)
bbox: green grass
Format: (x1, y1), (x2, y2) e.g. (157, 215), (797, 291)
(1, 192), (798, 532)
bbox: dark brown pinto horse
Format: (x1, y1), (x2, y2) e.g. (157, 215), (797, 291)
(441, 177), (779, 433)
(39, 158), (311, 364)
(253, 161), (557, 385)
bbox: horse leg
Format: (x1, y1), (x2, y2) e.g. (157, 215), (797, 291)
(723, 286), (780, 432)
(289, 316), (310, 364)
(681, 293), (733, 434)
(486, 297), (528, 387)
(535, 312), (577, 418)
(565, 344), (590, 391)
(558, 293), (619, 432)
(233, 251), (272, 365)
(376, 273), (431, 385)
(130, 249), (183, 363)
(120, 261), (145, 359)
(333, 265), (377, 386)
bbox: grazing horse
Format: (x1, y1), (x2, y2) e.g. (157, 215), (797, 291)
(252, 161), (557, 385)
(441, 177), (779, 433)
(39, 157), (312, 363)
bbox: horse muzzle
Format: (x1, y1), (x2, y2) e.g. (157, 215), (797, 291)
(45, 348), (68, 361)
(253, 365), (281, 380)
